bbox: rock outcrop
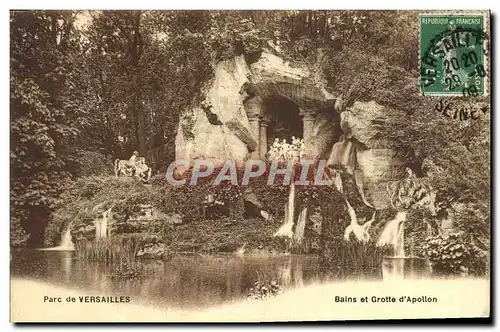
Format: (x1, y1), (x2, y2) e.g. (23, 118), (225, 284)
(248, 53), (335, 110)
(136, 236), (168, 259)
(174, 51), (416, 212)
(175, 52), (338, 162)
(225, 118), (257, 152)
(340, 101), (404, 209)
(175, 55), (252, 161)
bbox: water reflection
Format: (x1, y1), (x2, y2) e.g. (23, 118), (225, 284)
(11, 250), (432, 309)
(278, 257), (306, 288)
(382, 257), (430, 280)
(11, 250), (322, 309)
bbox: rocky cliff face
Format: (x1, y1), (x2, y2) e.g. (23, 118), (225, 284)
(342, 101), (404, 209)
(247, 52), (335, 109)
(175, 52), (404, 209)
(175, 52), (337, 161)
(175, 54), (252, 161)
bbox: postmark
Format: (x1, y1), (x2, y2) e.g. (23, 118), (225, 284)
(420, 13), (489, 96)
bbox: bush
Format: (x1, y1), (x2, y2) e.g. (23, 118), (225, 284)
(163, 217), (287, 254)
(10, 218), (30, 248)
(247, 275), (283, 300)
(423, 201), (489, 277)
(403, 208), (439, 257)
(424, 231), (488, 276)
(74, 150), (114, 177)
(75, 233), (165, 262)
(45, 175), (165, 245)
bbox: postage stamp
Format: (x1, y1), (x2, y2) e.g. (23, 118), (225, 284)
(419, 13), (489, 96)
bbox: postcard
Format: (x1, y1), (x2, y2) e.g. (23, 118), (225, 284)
(10, 9), (491, 322)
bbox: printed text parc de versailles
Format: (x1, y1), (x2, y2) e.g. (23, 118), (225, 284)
(44, 295), (131, 303)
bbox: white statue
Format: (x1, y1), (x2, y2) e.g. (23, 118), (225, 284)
(114, 151), (152, 182)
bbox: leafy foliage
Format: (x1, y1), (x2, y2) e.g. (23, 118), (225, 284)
(247, 277), (282, 300)
(10, 11), (85, 245)
(45, 176), (154, 245)
(424, 231), (488, 276)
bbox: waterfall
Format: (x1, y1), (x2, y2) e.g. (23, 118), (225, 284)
(274, 182), (295, 238)
(95, 208), (111, 239)
(343, 199), (372, 243)
(376, 211), (407, 257)
(58, 227), (74, 250)
(41, 224), (74, 251)
(293, 207), (308, 244)
(95, 217), (101, 239)
(102, 208), (110, 238)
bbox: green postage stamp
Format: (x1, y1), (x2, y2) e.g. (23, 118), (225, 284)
(420, 12), (489, 96)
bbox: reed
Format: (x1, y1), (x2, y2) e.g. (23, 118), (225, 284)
(320, 239), (392, 277)
(75, 234), (144, 264)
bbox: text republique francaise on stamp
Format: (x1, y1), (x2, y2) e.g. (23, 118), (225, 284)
(420, 13), (488, 97)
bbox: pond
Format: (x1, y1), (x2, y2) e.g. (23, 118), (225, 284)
(10, 250), (430, 310)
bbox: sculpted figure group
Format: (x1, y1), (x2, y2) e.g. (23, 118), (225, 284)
(114, 151), (152, 182)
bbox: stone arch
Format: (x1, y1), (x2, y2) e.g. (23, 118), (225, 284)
(239, 52), (342, 160)
(175, 52), (341, 162)
(241, 81), (340, 159)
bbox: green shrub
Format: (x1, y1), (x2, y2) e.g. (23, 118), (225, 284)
(10, 217), (30, 248)
(74, 150), (114, 177)
(403, 208), (439, 257)
(247, 279), (282, 300)
(45, 175), (166, 245)
(163, 217), (287, 254)
(424, 231), (488, 276)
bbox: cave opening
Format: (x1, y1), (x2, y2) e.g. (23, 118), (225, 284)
(264, 97), (303, 153)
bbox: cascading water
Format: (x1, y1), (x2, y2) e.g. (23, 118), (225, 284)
(293, 207), (308, 244)
(42, 224), (74, 251)
(59, 227), (74, 250)
(377, 211), (408, 280)
(274, 182), (296, 238)
(376, 211), (407, 257)
(377, 211), (431, 280)
(95, 208), (111, 239)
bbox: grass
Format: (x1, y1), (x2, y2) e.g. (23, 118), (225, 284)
(163, 217), (288, 254)
(320, 239), (392, 277)
(74, 217), (287, 266)
(73, 214), (390, 280)
(74, 233), (164, 262)
(75, 233), (167, 279)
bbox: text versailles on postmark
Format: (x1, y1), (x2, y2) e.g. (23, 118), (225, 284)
(419, 12), (489, 97)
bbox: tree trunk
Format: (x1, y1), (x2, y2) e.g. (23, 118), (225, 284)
(324, 13), (330, 38)
(319, 13), (327, 38)
(129, 11), (147, 155)
(132, 80), (147, 155)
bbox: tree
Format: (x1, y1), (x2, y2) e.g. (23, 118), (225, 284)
(10, 11), (84, 245)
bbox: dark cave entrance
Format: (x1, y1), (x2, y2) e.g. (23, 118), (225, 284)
(265, 97), (303, 152)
